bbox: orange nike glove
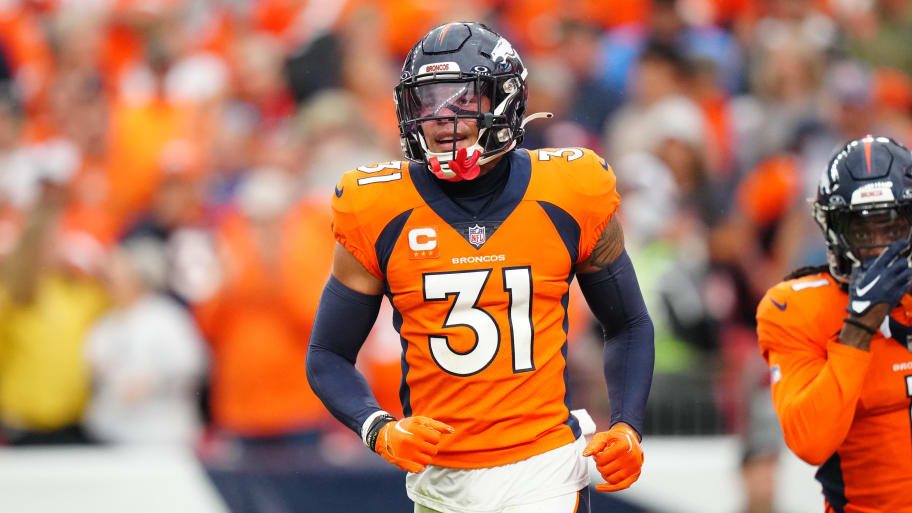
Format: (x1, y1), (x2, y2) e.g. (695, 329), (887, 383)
(374, 416), (455, 473)
(582, 422), (644, 492)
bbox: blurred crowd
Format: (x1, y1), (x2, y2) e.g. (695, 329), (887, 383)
(0, 0), (909, 511)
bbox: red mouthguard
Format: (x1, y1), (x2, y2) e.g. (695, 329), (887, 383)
(429, 148), (482, 182)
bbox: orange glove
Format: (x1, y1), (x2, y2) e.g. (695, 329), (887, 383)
(582, 422), (644, 492)
(374, 416), (455, 473)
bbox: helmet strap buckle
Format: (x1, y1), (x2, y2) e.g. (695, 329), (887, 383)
(481, 112), (495, 128)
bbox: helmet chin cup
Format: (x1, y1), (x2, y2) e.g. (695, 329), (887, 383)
(429, 148), (482, 182)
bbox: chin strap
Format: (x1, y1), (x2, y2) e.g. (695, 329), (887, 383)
(429, 147), (481, 182)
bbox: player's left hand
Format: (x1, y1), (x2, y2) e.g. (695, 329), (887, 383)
(582, 422), (644, 492)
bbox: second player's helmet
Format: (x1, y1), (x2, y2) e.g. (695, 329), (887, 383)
(814, 135), (912, 281)
(395, 22), (533, 178)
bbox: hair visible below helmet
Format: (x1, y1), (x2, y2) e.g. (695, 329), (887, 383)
(394, 22), (538, 178)
(813, 135), (912, 282)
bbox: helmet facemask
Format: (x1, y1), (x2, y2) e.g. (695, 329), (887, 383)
(395, 70), (527, 179)
(815, 203), (912, 281)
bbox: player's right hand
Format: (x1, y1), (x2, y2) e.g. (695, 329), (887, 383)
(374, 416), (455, 473)
(847, 239), (912, 327)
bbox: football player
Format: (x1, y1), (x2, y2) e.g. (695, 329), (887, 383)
(306, 22), (654, 512)
(757, 135), (912, 512)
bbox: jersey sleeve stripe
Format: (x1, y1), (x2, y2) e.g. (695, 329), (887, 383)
(817, 452), (848, 512)
(375, 209), (414, 276)
(385, 291), (412, 417)
(537, 201), (581, 264)
(560, 272), (582, 439)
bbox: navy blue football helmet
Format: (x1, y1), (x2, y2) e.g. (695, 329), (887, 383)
(814, 135), (912, 281)
(395, 22), (544, 179)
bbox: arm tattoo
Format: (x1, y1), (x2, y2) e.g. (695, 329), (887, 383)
(588, 217), (625, 269)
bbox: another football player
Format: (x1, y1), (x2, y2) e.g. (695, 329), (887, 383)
(306, 22), (654, 512)
(757, 135), (912, 512)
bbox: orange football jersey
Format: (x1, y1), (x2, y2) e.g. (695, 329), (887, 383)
(757, 271), (912, 512)
(332, 148), (619, 468)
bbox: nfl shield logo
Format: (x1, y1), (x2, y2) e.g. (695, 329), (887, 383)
(468, 224), (486, 247)
(769, 364), (781, 385)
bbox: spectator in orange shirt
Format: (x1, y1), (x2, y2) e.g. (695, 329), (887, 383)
(194, 168), (335, 442)
(193, 168), (336, 511)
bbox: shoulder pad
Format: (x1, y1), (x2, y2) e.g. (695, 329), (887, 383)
(332, 160), (413, 214)
(331, 160), (419, 279)
(529, 147), (616, 196)
(525, 148), (619, 211)
(757, 272), (842, 327)
(524, 148), (620, 262)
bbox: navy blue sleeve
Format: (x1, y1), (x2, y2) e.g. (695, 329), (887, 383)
(306, 275), (385, 435)
(577, 250), (655, 437)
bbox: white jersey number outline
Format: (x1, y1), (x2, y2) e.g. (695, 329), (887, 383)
(423, 267), (534, 376)
(356, 162), (402, 185)
(537, 148), (584, 162)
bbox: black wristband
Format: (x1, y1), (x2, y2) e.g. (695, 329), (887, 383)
(366, 414), (397, 453)
(843, 316), (877, 335)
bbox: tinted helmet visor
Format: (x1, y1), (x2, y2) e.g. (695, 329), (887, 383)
(834, 207), (912, 261)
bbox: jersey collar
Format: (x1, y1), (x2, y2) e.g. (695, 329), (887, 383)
(408, 149), (532, 249)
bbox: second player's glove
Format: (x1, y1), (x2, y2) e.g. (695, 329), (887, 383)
(847, 239), (912, 321)
(373, 416), (455, 473)
(583, 422), (644, 492)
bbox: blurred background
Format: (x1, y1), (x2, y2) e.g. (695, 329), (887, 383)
(0, 0), (908, 512)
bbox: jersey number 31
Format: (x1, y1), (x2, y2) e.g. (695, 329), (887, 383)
(423, 267), (533, 376)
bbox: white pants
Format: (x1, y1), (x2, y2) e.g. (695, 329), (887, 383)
(406, 437), (590, 513)
(414, 488), (588, 513)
